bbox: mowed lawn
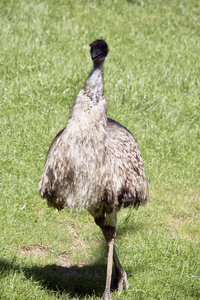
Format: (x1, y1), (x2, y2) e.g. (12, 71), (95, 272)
(0, 0), (199, 299)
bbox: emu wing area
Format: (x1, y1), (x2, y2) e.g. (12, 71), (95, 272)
(106, 118), (148, 208)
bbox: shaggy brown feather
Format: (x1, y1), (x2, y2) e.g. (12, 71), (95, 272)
(39, 40), (148, 212)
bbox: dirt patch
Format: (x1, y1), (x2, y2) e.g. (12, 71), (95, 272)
(57, 255), (85, 268)
(19, 246), (47, 257)
(18, 245), (86, 268)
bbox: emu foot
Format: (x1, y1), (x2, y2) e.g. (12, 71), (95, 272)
(111, 270), (129, 291)
(101, 290), (112, 300)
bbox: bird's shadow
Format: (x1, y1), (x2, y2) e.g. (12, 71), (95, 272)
(0, 258), (109, 298)
(31, 262), (107, 298)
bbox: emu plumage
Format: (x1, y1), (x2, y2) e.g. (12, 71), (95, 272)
(39, 39), (148, 300)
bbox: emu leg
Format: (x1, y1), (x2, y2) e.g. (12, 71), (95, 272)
(112, 248), (129, 290)
(95, 213), (117, 300)
(101, 235), (115, 300)
(94, 212), (129, 293)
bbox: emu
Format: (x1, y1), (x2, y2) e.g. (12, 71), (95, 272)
(39, 39), (148, 300)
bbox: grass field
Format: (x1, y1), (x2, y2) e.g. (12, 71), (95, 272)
(0, 0), (200, 299)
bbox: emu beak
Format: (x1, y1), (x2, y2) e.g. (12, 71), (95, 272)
(91, 48), (104, 61)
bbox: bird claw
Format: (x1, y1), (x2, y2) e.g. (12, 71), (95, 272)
(101, 291), (113, 300)
(111, 270), (129, 291)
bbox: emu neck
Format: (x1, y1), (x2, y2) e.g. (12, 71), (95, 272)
(84, 61), (104, 105)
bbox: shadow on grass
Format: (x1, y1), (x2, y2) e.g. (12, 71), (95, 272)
(0, 258), (108, 298)
(30, 262), (106, 298)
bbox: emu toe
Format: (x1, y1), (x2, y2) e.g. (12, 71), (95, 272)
(101, 290), (113, 300)
(111, 270), (129, 291)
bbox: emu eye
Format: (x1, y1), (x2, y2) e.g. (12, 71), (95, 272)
(102, 46), (107, 52)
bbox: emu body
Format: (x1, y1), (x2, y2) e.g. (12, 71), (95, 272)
(39, 39), (148, 300)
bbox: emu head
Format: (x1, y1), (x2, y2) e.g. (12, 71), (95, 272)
(89, 39), (109, 65)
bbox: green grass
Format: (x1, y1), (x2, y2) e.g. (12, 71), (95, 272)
(0, 0), (200, 299)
